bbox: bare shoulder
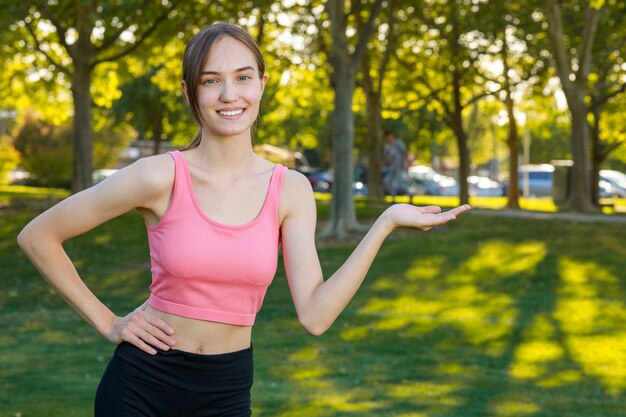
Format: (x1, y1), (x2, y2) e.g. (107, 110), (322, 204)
(282, 168), (314, 197)
(280, 168), (316, 217)
(129, 152), (176, 200)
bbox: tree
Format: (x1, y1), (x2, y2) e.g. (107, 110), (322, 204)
(321, 0), (384, 239)
(3, 0), (180, 192)
(544, 0), (601, 211)
(586, 1), (626, 202)
(355, 1), (403, 199)
(394, 0), (487, 205)
(478, 0), (548, 209)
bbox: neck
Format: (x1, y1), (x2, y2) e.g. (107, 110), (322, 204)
(191, 130), (257, 174)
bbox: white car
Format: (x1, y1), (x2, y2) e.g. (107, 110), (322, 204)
(600, 169), (626, 198)
(501, 164), (554, 197)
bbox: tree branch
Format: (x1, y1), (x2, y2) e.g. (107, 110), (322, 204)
(577, 3), (601, 83)
(600, 139), (625, 160)
(38, 2), (73, 58)
(96, 0), (152, 53)
(377, 0), (397, 91)
(351, 0), (384, 66)
(545, 0), (573, 97)
(600, 80), (626, 103)
(465, 90), (491, 107)
(24, 18), (71, 75)
(91, 4), (173, 68)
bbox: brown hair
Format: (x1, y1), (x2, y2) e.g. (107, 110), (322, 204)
(179, 22), (265, 151)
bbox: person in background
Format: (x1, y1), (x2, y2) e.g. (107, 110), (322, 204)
(383, 130), (408, 203)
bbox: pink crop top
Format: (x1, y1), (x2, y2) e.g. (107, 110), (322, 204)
(145, 150), (287, 326)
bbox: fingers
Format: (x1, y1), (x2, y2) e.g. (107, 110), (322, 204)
(143, 313), (177, 348)
(127, 335), (160, 355)
(447, 204), (471, 218)
(120, 311), (176, 355)
(144, 313), (175, 336)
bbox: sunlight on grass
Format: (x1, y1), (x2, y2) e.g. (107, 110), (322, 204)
(339, 325), (370, 341)
(489, 396), (540, 416)
(390, 382), (462, 406)
(538, 370), (582, 388)
(555, 258), (626, 395)
(286, 346), (331, 389)
(0, 185), (69, 197)
(314, 192), (561, 213)
(447, 241), (547, 280)
(508, 315), (576, 383)
(276, 346), (384, 416)
(509, 339), (564, 379)
(360, 241), (547, 362)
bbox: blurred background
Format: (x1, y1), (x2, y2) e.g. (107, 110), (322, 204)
(0, 0), (624, 218)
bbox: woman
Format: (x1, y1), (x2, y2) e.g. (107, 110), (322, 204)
(17, 22), (470, 417)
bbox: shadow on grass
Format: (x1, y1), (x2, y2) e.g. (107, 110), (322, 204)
(253, 216), (626, 417)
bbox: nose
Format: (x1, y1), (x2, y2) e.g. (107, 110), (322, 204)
(219, 80), (238, 102)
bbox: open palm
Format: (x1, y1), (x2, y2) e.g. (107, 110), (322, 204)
(383, 204), (471, 231)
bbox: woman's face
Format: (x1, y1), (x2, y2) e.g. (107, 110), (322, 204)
(189, 36), (267, 138)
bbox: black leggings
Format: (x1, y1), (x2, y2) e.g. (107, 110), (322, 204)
(95, 342), (253, 417)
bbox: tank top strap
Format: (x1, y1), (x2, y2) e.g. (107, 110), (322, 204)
(166, 150), (195, 211)
(266, 164), (288, 222)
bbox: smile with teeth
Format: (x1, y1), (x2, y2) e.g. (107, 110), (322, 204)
(217, 109), (244, 116)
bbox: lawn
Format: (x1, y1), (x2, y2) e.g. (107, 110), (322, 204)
(1, 188), (626, 416)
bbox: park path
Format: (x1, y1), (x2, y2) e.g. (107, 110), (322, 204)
(469, 208), (626, 223)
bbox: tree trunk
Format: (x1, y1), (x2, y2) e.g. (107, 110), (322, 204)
(504, 95), (521, 209)
(566, 98), (594, 210)
(320, 0), (383, 239)
(545, 0), (598, 212)
(70, 0), (95, 193)
(590, 104), (602, 204)
(502, 41), (520, 209)
(71, 62), (94, 193)
(365, 91), (384, 199)
(358, 49), (384, 199)
(320, 57), (360, 239)
(452, 71), (470, 205)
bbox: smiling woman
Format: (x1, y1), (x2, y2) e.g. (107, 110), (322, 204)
(16, 21), (470, 417)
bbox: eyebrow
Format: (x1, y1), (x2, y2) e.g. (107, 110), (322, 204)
(200, 66), (256, 76)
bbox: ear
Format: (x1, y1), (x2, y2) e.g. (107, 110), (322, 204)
(181, 80), (189, 102)
(260, 73), (268, 95)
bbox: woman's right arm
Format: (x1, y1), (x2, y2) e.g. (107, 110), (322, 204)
(16, 155), (176, 355)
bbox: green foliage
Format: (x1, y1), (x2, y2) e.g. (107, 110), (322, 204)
(0, 136), (20, 185)
(13, 113), (133, 187)
(93, 120), (136, 170)
(13, 113), (73, 188)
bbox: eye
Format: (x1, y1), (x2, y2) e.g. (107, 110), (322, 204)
(239, 75), (252, 81)
(202, 79), (218, 85)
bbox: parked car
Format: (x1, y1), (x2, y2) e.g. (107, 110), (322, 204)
(426, 175), (458, 196)
(599, 169), (626, 198)
(468, 175), (504, 196)
(407, 165), (439, 195)
(502, 164), (554, 197)
(303, 169), (368, 196)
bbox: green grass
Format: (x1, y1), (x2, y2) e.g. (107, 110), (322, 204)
(2, 190), (626, 416)
(0, 185), (69, 208)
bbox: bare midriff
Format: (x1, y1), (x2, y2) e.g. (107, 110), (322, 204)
(145, 305), (252, 355)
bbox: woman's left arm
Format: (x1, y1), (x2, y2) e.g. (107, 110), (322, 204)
(280, 171), (470, 336)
